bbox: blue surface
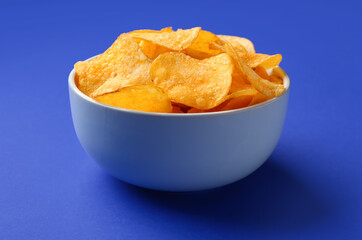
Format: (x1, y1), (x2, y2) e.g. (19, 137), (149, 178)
(1, 0), (361, 239)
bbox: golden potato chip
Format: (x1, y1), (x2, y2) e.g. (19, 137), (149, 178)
(133, 27), (183, 59)
(151, 52), (233, 110)
(223, 42), (284, 97)
(180, 88), (256, 113)
(207, 88), (256, 112)
(186, 30), (223, 59)
(271, 66), (284, 78)
(230, 72), (252, 93)
(130, 28), (173, 58)
(219, 95), (254, 111)
(255, 66), (283, 84)
(160, 27), (173, 32)
(242, 53), (282, 69)
(75, 34), (152, 96)
(94, 85), (172, 113)
(269, 66), (285, 84)
(128, 30), (159, 34)
(269, 75), (283, 84)
(215, 38), (247, 58)
(254, 65), (270, 79)
(130, 27), (201, 51)
(128, 27), (173, 35)
(218, 35), (255, 53)
(248, 92), (271, 106)
(187, 93), (249, 112)
(138, 40), (157, 58)
(138, 40), (171, 59)
(228, 88), (258, 99)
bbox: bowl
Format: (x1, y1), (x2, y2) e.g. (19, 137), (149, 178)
(69, 59), (290, 191)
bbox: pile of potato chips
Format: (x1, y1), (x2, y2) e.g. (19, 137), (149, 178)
(74, 27), (285, 113)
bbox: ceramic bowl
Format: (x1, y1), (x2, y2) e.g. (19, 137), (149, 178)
(69, 59), (290, 191)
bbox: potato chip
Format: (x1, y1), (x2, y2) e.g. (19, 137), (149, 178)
(172, 105), (184, 113)
(93, 85), (172, 113)
(76, 27), (287, 113)
(248, 92), (271, 106)
(269, 66), (285, 84)
(128, 27), (173, 35)
(219, 95), (254, 111)
(172, 103), (191, 113)
(128, 29), (160, 34)
(130, 27), (201, 51)
(75, 34), (152, 96)
(228, 88), (258, 99)
(151, 52), (233, 110)
(269, 75), (283, 84)
(215, 38), (247, 58)
(139, 40), (156, 58)
(187, 93), (253, 112)
(138, 40), (170, 59)
(132, 27), (184, 59)
(223, 42), (284, 97)
(255, 66), (283, 84)
(130, 28), (173, 59)
(254, 65), (270, 79)
(230, 72), (253, 93)
(206, 88), (256, 112)
(186, 30), (223, 59)
(271, 66), (284, 78)
(160, 27), (173, 32)
(218, 35), (255, 53)
(242, 53), (282, 69)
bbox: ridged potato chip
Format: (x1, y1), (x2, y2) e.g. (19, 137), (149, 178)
(186, 30), (223, 59)
(218, 35), (255, 54)
(75, 34), (151, 96)
(130, 27), (201, 51)
(223, 42), (284, 97)
(242, 53), (282, 69)
(151, 52), (233, 110)
(94, 85), (172, 113)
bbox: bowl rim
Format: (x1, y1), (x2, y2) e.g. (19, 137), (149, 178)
(69, 55), (290, 117)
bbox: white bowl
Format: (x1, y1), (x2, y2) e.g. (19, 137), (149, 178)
(69, 60), (290, 191)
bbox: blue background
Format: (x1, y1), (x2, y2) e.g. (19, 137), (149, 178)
(1, 0), (361, 239)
